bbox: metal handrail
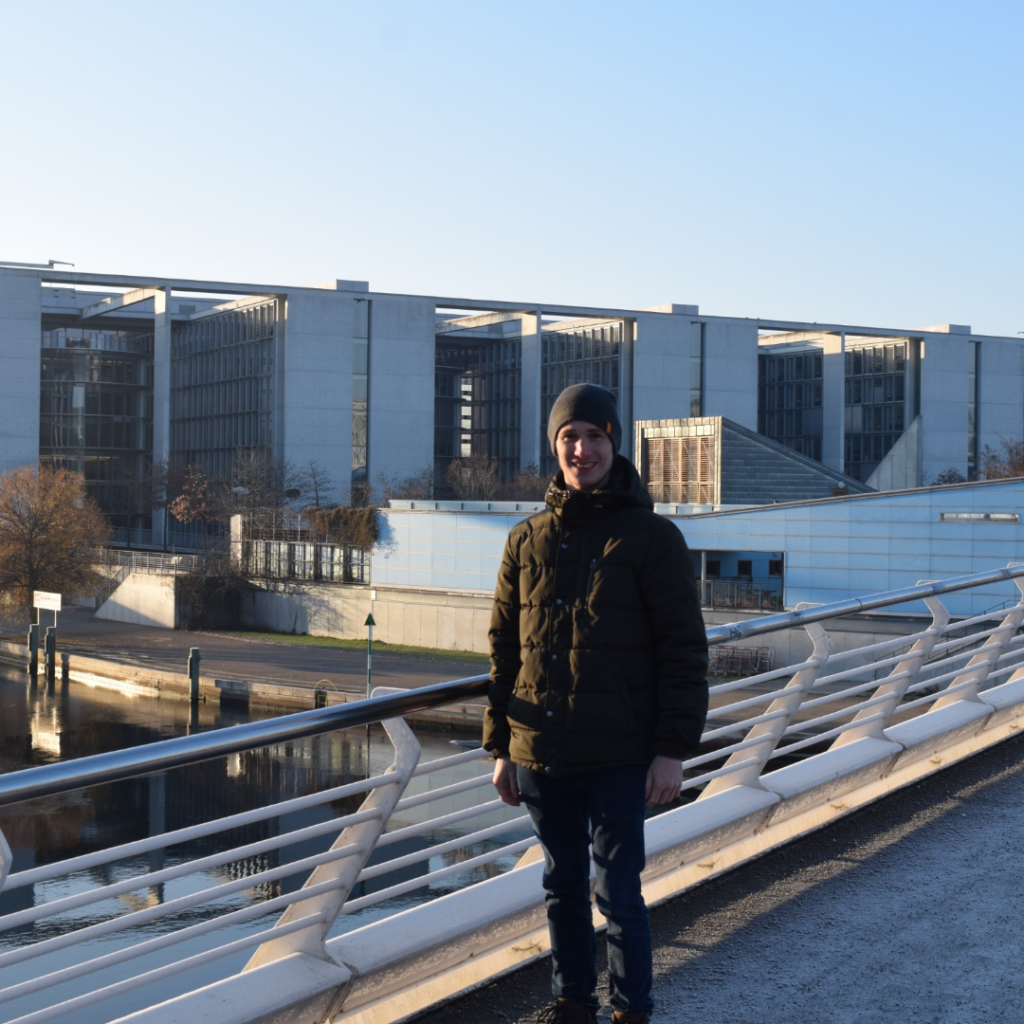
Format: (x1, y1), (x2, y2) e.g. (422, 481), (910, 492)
(5, 563), (1024, 1024)
(704, 564), (1024, 643)
(5, 564), (1024, 810)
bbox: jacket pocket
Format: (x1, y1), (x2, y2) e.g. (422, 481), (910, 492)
(507, 692), (545, 731)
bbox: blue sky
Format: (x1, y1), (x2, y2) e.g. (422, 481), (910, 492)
(1, 1), (1020, 334)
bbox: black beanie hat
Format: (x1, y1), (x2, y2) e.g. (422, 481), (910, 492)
(547, 383), (622, 454)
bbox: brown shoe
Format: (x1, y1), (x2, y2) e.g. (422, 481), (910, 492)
(610, 1012), (651, 1024)
(531, 998), (598, 1024)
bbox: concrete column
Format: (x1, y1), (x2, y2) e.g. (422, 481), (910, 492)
(519, 311), (543, 470)
(820, 332), (846, 474)
(618, 319), (635, 461)
(0, 270), (42, 473)
(152, 288), (172, 464)
(273, 295), (288, 470)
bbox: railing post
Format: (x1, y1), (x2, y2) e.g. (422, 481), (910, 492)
(833, 593), (949, 747)
(243, 687), (422, 970)
(933, 569), (1024, 710)
(701, 610), (833, 798)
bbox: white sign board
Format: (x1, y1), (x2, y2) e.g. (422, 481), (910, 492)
(33, 591), (62, 612)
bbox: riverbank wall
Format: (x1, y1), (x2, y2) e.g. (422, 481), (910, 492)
(0, 640), (486, 730)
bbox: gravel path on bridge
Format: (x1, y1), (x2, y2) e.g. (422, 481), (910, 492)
(414, 734), (1024, 1024)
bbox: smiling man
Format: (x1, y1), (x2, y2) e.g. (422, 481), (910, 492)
(484, 383), (709, 1024)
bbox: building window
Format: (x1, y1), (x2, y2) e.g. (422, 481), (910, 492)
(170, 298), (278, 482)
(768, 558), (783, 576)
(757, 349), (823, 460)
(842, 341), (909, 482)
(690, 322), (704, 417)
(40, 328), (153, 531)
(352, 301), (370, 491)
(434, 331), (521, 493)
(737, 559), (753, 578)
(705, 559), (721, 577)
(968, 340), (979, 479)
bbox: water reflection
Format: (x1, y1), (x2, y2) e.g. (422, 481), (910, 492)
(0, 664), (530, 1022)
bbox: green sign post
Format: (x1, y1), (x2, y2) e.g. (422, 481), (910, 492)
(364, 612), (376, 700)
(364, 613), (377, 770)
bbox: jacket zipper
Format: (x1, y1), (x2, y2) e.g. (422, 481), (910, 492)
(586, 558), (597, 602)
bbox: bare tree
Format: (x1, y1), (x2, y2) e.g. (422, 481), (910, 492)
(293, 459), (338, 508)
(0, 466), (109, 614)
(133, 459), (191, 549)
(446, 456), (502, 500)
(932, 467), (967, 486)
(500, 462), (550, 501)
(980, 437), (1024, 479)
(223, 447), (292, 512)
(374, 466), (435, 504)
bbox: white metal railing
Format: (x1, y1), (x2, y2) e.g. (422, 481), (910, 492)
(2, 564), (1024, 1023)
(92, 550), (203, 606)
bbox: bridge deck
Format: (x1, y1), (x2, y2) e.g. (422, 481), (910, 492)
(415, 733), (1024, 1024)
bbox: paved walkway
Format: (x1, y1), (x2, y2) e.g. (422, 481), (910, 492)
(414, 733), (1024, 1024)
(3, 610), (489, 697)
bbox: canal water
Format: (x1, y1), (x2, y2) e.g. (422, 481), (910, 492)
(0, 664), (530, 1023)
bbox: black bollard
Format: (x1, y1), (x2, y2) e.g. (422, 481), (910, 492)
(188, 647), (201, 703)
(27, 624), (39, 678)
(44, 627), (56, 687)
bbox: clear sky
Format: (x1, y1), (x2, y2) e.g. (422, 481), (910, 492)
(1, 0), (1020, 334)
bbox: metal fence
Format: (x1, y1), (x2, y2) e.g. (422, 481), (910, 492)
(700, 579), (784, 612)
(2, 564), (1024, 1023)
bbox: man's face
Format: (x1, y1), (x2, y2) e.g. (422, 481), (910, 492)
(556, 419), (615, 492)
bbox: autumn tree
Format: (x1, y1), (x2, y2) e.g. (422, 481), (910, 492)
(168, 465), (217, 546)
(0, 466), (109, 613)
(980, 437), (1024, 479)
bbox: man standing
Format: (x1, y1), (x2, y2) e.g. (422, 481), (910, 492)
(484, 383), (709, 1024)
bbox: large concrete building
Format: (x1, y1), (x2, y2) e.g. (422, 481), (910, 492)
(1, 261), (1020, 534)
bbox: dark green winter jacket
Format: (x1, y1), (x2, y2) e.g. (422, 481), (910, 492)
(483, 456), (709, 775)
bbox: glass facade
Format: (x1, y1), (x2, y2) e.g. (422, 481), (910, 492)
(170, 300), (277, 479)
(540, 322), (622, 475)
(843, 342), (907, 481)
(968, 340), (979, 479)
(352, 301), (370, 488)
(757, 349), (824, 460)
(434, 333), (521, 489)
(689, 322), (704, 418)
(39, 327), (153, 529)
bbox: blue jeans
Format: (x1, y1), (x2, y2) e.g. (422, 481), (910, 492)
(517, 763), (653, 1015)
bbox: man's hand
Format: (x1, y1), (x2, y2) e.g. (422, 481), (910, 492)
(492, 757), (521, 806)
(645, 754), (683, 806)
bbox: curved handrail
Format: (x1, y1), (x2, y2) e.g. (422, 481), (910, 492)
(705, 564), (1024, 644)
(4, 563), (1024, 811)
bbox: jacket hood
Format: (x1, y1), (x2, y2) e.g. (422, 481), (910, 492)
(545, 455), (654, 525)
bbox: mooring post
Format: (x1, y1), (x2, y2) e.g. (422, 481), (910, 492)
(44, 627), (56, 686)
(27, 624), (39, 678)
(188, 648), (201, 703)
